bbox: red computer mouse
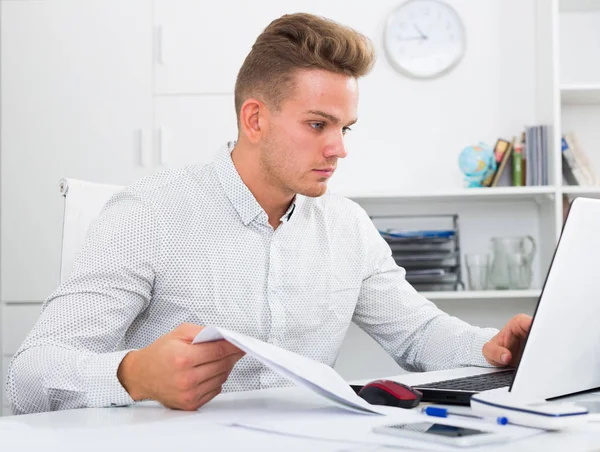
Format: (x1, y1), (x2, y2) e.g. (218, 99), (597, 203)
(357, 379), (422, 409)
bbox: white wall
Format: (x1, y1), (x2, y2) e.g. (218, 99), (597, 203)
(157, 0), (538, 195)
(318, 0), (537, 195)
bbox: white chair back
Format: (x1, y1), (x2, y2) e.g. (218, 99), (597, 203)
(59, 178), (123, 282)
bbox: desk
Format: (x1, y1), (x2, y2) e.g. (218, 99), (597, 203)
(2, 376), (600, 452)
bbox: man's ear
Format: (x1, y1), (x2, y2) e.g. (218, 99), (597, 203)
(239, 98), (267, 144)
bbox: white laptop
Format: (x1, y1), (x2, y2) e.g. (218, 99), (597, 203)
(399, 197), (600, 405)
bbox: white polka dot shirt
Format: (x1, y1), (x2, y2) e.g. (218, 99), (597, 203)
(7, 144), (497, 414)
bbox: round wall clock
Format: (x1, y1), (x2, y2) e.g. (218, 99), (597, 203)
(383, 0), (467, 79)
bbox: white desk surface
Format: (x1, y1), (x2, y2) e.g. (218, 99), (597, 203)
(2, 369), (600, 452)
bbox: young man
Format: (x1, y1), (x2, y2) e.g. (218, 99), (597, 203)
(7, 13), (531, 415)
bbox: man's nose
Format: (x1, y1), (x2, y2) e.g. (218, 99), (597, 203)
(324, 136), (348, 159)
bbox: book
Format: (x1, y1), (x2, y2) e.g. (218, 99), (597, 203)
(483, 139), (511, 187)
(512, 132), (525, 187)
(541, 125), (548, 185)
(563, 131), (598, 185)
(561, 136), (587, 185)
(524, 125), (548, 186)
(521, 131), (527, 186)
(491, 136), (516, 187)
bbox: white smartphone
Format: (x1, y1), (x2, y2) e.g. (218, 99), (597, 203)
(373, 421), (507, 447)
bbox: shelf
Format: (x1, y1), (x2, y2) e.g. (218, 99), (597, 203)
(561, 84), (600, 105)
(349, 186), (556, 203)
(560, 0), (600, 12)
(561, 186), (600, 197)
(421, 290), (541, 301)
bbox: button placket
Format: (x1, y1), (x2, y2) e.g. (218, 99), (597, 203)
(267, 229), (287, 344)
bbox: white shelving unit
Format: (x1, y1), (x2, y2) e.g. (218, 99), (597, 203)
(560, 0), (600, 13)
(350, 186), (557, 203)
(559, 1), (600, 193)
(423, 290), (541, 301)
(561, 84), (600, 105)
(344, 0), (600, 303)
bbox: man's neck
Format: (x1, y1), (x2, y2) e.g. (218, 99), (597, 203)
(230, 142), (294, 229)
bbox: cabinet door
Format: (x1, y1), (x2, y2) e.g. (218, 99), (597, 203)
(2, 356), (10, 416)
(1, 1), (153, 301)
(154, 95), (238, 168)
(154, 0), (313, 94)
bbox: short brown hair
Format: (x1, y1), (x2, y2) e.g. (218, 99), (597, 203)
(234, 13), (376, 122)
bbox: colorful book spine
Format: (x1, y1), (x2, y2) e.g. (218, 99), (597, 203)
(513, 141), (523, 187)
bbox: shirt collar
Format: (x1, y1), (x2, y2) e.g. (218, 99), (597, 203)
(214, 142), (301, 226)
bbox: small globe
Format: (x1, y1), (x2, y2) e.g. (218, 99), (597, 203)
(458, 143), (496, 187)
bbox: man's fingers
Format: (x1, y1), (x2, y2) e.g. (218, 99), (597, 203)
(484, 342), (512, 367)
(195, 387), (222, 410)
(196, 370), (229, 395)
(188, 353), (244, 387)
(180, 373), (228, 411)
(173, 323), (205, 341)
(192, 340), (244, 365)
(174, 339), (243, 369)
(511, 314), (532, 337)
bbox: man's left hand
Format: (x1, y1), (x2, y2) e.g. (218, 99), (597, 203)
(483, 314), (532, 367)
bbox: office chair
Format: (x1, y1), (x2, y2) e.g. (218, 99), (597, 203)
(58, 178), (123, 283)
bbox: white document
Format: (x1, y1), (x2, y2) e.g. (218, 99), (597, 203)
(192, 326), (388, 415)
(228, 406), (541, 451)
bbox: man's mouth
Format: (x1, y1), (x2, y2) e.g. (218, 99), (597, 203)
(313, 167), (335, 177)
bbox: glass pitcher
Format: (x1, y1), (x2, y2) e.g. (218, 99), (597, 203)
(488, 236), (536, 290)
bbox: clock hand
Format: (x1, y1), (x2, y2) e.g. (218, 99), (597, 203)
(396, 36), (427, 41)
(413, 23), (428, 40)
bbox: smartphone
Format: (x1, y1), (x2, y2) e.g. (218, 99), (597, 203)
(373, 422), (507, 447)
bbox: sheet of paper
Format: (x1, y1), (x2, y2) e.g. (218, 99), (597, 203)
(193, 326), (388, 415)
(228, 406), (543, 451)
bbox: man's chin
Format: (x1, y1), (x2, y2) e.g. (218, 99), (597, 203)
(297, 183), (328, 198)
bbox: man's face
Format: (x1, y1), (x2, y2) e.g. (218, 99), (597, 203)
(259, 69), (359, 198)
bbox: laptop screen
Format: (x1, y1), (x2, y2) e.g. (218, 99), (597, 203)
(510, 197), (600, 399)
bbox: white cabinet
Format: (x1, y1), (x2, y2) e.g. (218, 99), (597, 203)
(153, 0), (312, 94)
(0, 0), (154, 301)
(154, 95), (238, 168)
(2, 356), (10, 416)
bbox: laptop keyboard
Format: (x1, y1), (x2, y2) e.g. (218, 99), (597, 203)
(415, 369), (515, 392)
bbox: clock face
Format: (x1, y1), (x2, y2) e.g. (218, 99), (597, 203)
(383, 0), (466, 79)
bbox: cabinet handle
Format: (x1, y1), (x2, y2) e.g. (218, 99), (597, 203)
(157, 127), (168, 166)
(155, 26), (165, 65)
(136, 129), (149, 167)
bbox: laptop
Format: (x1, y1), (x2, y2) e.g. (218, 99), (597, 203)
(409, 197), (600, 405)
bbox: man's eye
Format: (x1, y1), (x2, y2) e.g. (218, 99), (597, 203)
(310, 122), (325, 130)
(342, 126), (352, 135)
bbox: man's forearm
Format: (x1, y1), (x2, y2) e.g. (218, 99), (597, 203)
(7, 345), (134, 415)
(415, 315), (498, 371)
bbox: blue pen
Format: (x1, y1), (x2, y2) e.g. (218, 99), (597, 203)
(422, 406), (509, 425)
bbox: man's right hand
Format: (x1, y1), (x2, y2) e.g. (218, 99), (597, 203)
(117, 323), (245, 411)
